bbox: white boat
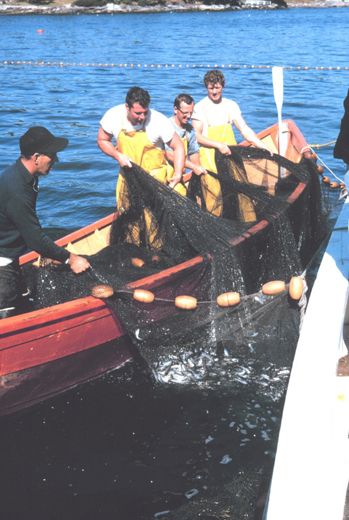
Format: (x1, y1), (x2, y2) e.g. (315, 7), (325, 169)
(265, 196), (349, 519)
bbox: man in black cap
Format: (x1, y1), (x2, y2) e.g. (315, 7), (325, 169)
(0, 126), (90, 319)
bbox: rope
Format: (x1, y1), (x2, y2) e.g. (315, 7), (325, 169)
(308, 145), (343, 183)
(308, 140), (337, 149)
(297, 279), (308, 332)
(1, 60), (349, 71)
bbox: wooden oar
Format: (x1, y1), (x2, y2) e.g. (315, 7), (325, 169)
(272, 65), (284, 156)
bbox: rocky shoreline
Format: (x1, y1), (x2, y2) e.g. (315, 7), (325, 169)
(0, 0), (347, 15)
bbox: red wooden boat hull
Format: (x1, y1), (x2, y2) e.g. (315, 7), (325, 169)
(0, 120), (312, 416)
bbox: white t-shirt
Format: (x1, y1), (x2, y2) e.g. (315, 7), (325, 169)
(192, 96), (242, 135)
(100, 105), (175, 148)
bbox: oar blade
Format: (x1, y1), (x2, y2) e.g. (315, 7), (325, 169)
(272, 65), (284, 112)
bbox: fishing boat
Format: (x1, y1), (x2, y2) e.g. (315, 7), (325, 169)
(0, 119), (325, 417)
(265, 195), (349, 520)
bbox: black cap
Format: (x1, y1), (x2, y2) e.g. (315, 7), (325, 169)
(20, 126), (69, 157)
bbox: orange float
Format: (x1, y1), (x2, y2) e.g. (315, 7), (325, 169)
(175, 295), (198, 310)
(216, 291), (241, 307)
(322, 176), (330, 184)
(288, 276), (304, 300)
(91, 284), (114, 298)
(330, 181), (339, 189)
(316, 164), (324, 174)
(131, 257), (145, 268)
(302, 150), (312, 160)
(262, 280), (286, 296)
(133, 289), (155, 303)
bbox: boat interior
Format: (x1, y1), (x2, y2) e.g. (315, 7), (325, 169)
(26, 120), (307, 265)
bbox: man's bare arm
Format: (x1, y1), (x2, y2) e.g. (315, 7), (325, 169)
(191, 119), (231, 155)
(97, 127), (132, 167)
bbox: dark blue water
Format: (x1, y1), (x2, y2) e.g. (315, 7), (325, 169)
(0, 7), (348, 520)
(1, 8), (348, 229)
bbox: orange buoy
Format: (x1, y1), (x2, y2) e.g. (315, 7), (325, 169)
(175, 295), (198, 310)
(288, 276), (304, 300)
(316, 164), (324, 174)
(91, 284), (114, 298)
(330, 181), (339, 189)
(151, 255), (161, 263)
(131, 257), (145, 268)
(216, 291), (241, 307)
(322, 176), (330, 184)
(133, 289), (155, 303)
(262, 280), (286, 296)
(302, 150), (312, 160)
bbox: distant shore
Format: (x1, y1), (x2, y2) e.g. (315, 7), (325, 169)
(0, 0), (348, 15)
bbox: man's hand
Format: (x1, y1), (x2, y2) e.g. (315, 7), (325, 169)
(168, 175), (182, 189)
(217, 142), (231, 155)
(68, 253), (91, 274)
(117, 153), (132, 168)
(192, 165), (206, 176)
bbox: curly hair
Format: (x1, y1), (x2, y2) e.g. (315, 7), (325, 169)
(203, 70), (225, 88)
(125, 87), (151, 108)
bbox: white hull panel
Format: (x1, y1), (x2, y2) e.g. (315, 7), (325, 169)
(266, 198), (349, 520)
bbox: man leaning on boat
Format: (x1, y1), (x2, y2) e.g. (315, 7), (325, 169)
(165, 93), (206, 177)
(97, 86), (186, 211)
(0, 126), (90, 319)
(191, 69), (273, 216)
(334, 87), (349, 187)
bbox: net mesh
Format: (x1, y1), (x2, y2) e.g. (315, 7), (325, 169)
(23, 147), (329, 382)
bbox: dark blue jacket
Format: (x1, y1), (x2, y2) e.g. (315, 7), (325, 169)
(334, 88), (349, 165)
(0, 159), (69, 263)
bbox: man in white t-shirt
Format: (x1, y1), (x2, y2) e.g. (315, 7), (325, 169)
(191, 70), (272, 217)
(192, 69), (270, 159)
(97, 87), (185, 208)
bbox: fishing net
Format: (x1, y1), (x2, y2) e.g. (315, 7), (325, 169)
(23, 147), (328, 383)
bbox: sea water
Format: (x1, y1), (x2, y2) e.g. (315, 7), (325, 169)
(0, 7), (348, 519)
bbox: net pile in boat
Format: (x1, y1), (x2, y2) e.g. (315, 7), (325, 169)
(23, 147), (328, 382)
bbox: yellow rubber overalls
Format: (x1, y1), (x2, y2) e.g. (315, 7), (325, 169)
(116, 129), (186, 248)
(199, 124), (256, 221)
(117, 129), (186, 209)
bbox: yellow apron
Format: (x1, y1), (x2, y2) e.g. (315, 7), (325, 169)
(116, 129), (186, 248)
(199, 124), (256, 221)
(117, 129), (186, 210)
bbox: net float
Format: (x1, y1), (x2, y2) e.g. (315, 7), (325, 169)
(288, 276), (304, 300)
(133, 289), (155, 303)
(262, 280), (286, 296)
(216, 291), (241, 307)
(175, 295), (198, 310)
(302, 150), (312, 160)
(131, 257), (145, 268)
(91, 284), (114, 299)
(151, 255), (161, 263)
(340, 182), (346, 189)
(316, 164), (324, 174)
(310, 152), (318, 161)
(330, 181), (339, 189)
(322, 176), (330, 184)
